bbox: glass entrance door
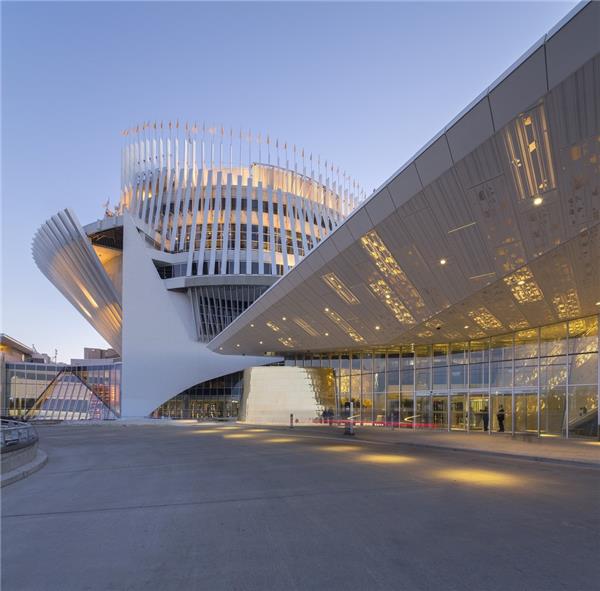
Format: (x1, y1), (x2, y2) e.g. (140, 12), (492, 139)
(515, 392), (538, 433)
(450, 394), (466, 430)
(469, 394), (490, 432)
(416, 393), (433, 428)
(491, 392), (512, 433)
(432, 395), (448, 429)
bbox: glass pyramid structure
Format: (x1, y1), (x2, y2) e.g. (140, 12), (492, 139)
(25, 370), (118, 421)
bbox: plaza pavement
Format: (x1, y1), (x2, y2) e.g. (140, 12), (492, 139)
(2, 421), (599, 591)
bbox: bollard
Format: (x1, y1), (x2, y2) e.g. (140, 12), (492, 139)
(290, 413), (294, 429)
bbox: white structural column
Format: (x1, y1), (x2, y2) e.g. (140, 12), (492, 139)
(220, 172), (233, 275)
(120, 213), (273, 417)
(267, 185), (276, 272)
(208, 170), (223, 273)
(245, 175), (253, 273)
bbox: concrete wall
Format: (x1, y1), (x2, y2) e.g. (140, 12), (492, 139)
(239, 366), (336, 424)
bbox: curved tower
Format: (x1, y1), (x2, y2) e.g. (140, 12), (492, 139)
(117, 123), (363, 340)
(32, 121), (362, 415)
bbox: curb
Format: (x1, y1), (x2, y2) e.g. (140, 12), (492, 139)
(1, 450), (48, 487)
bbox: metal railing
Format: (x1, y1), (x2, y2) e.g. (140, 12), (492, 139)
(0, 419), (38, 452)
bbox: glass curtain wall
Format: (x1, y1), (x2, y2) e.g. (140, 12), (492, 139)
(153, 371), (244, 419)
(3, 362), (121, 418)
(286, 315), (599, 438)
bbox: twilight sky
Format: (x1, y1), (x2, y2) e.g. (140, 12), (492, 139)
(1, 1), (577, 362)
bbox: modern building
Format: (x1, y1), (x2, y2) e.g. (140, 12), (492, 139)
(32, 114), (362, 417)
(31, 2), (599, 436)
(1, 335), (121, 420)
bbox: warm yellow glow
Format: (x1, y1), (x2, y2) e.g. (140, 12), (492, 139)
(360, 230), (425, 311)
(322, 272), (360, 305)
(468, 307), (503, 330)
(503, 266), (544, 303)
(323, 307), (365, 343)
(193, 429), (221, 434)
(434, 468), (520, 487)
(369, 279), (415, 325)
(264, 437), (296, 443)
(220, 425), (240, 430)
(354, 453), (415, 464)
(223, 433), (255, 439)
(318, 445), (361, 453)
(247, 428), (268, 432)
(552, 289), (582, 319)
(266, 321), (281, 333)
(75, 299), (92, 319)
(278, 336), (295, 348)
(504, 104), (556, 200)
(79, 284), (99, 309)
(293, 318), (320, 337)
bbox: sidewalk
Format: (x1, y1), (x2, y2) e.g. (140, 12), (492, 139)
(247, 423), (600, 467)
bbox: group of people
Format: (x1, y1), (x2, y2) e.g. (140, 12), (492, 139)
(478, 406), (506, 432)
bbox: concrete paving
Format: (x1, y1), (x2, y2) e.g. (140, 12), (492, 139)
(2, 422), (599, 591)
(253, 422), (600, 467)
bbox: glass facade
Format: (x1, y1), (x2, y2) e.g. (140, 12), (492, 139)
(285, 315), (599, 438)
(2, 362), (121, 419)
(153, 371), (245, 419)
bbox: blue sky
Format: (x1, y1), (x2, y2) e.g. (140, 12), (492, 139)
(2, 1), (577, 362)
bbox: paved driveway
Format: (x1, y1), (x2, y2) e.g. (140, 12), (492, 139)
(2, 422), (599, 591)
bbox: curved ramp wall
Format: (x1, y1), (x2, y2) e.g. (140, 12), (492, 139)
(32, 209), (123, 354)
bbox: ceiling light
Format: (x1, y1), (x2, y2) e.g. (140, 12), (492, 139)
(369, 279), (415, 325)
(464, 325), (469, 329)
(219, 347), (223, 350)
(250, 323), (254, 328)
(282, 317), (287, 321)
(595, 301), (600, 306)
(259, 341), (263, 345)
(324, 332), (329, 336)
(439, 258), (447, 265)
(235, 344), (240, 348)
(503, 266), (544, 303)
(324, 307), (365, 343)
(360, 230), (425, 311)
(468, 307), (503, 330)
(533, 196), (543, 206)
(375, 325), (381, 330)
(322, 272), (360, 305)
(293, 318), (319, 337)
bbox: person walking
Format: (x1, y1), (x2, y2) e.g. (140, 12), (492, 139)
(497, 406), (506, 432)
(482, 406), (489, 432)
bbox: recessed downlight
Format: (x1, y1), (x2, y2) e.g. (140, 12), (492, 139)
(375, 325), (381, 331)
(439, 258), (447, 266)
(533, 196), (543, 206)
